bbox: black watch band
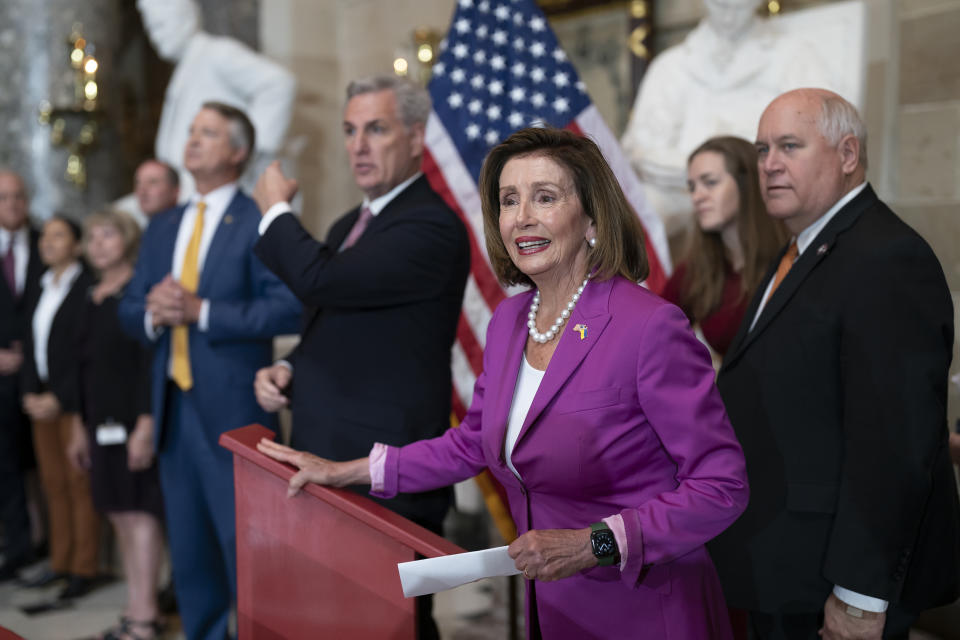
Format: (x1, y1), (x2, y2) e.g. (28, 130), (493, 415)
(590, 522), (620, 567)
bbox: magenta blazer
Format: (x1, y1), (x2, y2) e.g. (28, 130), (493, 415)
(376, 275), (748, 639)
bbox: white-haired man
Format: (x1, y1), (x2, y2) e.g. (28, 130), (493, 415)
(711, 88), (960, 639)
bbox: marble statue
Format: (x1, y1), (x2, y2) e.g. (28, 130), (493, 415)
(137, 0), (296, 198)
(620, 0), (864, 234)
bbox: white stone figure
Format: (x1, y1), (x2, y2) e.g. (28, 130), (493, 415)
(137, 0), (296, 199)
(620, 0), (864, 235)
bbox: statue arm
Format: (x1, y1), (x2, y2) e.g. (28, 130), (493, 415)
(211, 37), (297, 154)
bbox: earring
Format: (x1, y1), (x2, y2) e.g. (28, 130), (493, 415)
(588, 237), (597, 248)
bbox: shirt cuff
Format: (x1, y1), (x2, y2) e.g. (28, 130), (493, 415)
(276, 359), (293, 373)
(602, 514), (628, 571)
(259, 202), (293, 235)
(833, 586), (889, 613)
(369, 442), (388, 493)
(198, 300), (210, 331)
(144, 311), (161, 341)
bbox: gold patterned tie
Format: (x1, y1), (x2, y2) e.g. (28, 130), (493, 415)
(171, 201), (206, 390)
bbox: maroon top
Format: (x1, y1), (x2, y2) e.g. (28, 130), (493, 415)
(662, 262), (748, 357)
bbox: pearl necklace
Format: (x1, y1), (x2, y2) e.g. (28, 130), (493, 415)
(527, 278), (589, 344)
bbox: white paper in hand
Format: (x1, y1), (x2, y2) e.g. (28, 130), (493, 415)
(397, 546), (522, 597)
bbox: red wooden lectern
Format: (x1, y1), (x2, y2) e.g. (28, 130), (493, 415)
(220, 425), (465, 639)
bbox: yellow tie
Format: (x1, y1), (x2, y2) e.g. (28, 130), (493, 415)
(171, 201), (206, 390)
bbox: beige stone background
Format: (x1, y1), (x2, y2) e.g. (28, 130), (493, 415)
(258, 0), (960, 426)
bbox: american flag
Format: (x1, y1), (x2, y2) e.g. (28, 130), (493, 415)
(423, 0), (671, 426)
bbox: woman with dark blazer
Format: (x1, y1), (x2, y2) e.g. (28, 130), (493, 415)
(21, 215), (99, 599)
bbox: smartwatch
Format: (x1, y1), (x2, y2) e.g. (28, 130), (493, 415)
(590, 522), (620, 567)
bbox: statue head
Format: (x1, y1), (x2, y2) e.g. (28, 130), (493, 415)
(703, 0), (764, 40)
(137, 0), (201, 62)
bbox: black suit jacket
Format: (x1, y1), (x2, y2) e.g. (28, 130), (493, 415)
(21, 264), (94, 415)
(0, 226), (43, 456)
(710, 185), (960, 615)
(0, 227), (43, 352)
(255, 175), (470, 527)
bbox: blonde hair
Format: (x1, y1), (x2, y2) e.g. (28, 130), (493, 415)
(83, 209), (142, 266)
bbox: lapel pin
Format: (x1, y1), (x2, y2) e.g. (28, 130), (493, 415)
(817, 243), (828, 255)
(573, 323), (587, 340)
(223, 215), (234, 224)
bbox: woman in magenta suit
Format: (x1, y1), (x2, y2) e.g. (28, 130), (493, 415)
(259, 128), (749, 639)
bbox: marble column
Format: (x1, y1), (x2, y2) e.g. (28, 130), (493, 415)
(0, 0), (121, 219)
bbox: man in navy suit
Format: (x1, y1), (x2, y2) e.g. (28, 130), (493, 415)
(251, 76), (469, 639)
(119, 102), (300, 640)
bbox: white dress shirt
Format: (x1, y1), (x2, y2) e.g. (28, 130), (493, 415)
(0, 226), (30, 297)
(144, 181), (238, 344)
(32, 261), (82, 382)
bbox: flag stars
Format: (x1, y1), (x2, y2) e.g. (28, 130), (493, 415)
(466, 123), (481, 139)
(492, 30), (508, 46)
(529, 41), (546, 57)
(530, 67), (545, 83)
(448, 92), (464, 109)
(468, 99), (483, 114)
(509, 86), (526, 102)
(513, 12), (525, 26)
(485, 129), (500, 145)
(453, 43), (469, 59)
(553, 71), (569, 87)
(575, 80), (586, 93)
(486, 104), (502, 120)
(552, 48), (566, 62)
(473, 50), (487, 64)
(490, 55), (505, 70)
(433, 62), (446, 76)
(530, 16), (546, 31)
(458, 0), (473, 7)
(478, 0), (490, 12)
(508, 111), (525, 128)
(489, 80), (504, 95)
(530, 92), (545, 108)
(513, 36), (525, 50)
(476, 25), (489, 39)
(511, 61), (526, 77)
(552, 97), (569, 113)
(451, 68), (466, 83)
(494, 4), (510, 20)
(455, 18), (471, 34)
(470, 74), (485, 89)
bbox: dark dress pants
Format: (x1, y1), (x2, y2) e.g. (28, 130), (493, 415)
(159, 386), (236, 640)
(0, 376), (33, 568)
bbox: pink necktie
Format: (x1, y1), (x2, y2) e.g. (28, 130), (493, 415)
(2, 242), (15, 297)
(340, 207), (373, 251)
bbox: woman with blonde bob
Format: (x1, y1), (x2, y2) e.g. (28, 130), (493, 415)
(662, 135), (788, 357)
(67, 209), (165, 640)
(258, 128), (749, 639)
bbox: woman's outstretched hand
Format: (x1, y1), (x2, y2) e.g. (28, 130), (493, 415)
(256, 438), (370, 497)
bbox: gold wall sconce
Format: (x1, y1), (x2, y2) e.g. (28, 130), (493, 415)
(38, 23), (103, 190)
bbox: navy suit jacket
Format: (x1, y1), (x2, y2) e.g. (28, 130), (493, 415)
(254, 175), (469, 527)
(119, 190), (301, 449)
